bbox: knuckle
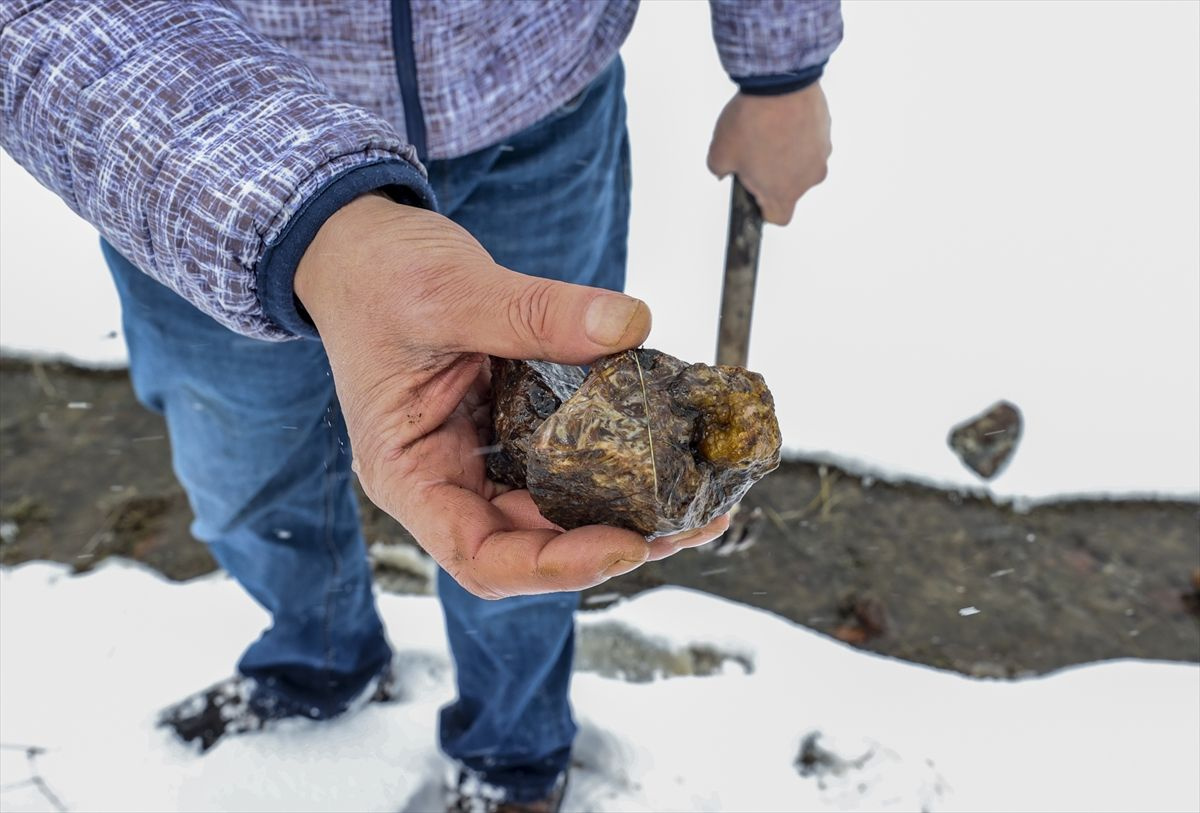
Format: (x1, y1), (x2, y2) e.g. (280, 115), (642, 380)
(446, 560), (505, 600)
(507, 279), (557, 351)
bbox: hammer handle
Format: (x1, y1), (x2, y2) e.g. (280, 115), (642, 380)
(716, 177), (764, 368)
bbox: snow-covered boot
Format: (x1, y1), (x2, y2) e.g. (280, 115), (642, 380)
(444, 768), (568, 813)
(156, 675), (271, 752)
(159, 666), (399, 752)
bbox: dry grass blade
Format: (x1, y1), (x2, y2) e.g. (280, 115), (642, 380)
(630, 349), (659, 503)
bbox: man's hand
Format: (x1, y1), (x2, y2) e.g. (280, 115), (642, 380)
(707, 82), (832, 225)
(295, 194), (729, 599)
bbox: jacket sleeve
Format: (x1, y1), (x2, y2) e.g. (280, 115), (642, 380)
(0, 0), (436, 341)
(708, 0), (844, 96)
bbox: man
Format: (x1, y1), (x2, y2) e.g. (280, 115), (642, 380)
(1, 1), (840, 810)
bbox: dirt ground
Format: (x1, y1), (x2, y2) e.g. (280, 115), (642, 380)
(2, 357), (1197, 678)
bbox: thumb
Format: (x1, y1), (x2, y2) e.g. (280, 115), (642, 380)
(440, 266), (652, 364)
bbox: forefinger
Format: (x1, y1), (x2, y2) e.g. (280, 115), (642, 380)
(401, 482), (651, 599)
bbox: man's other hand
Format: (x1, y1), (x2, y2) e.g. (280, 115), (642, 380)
(294, 195), (729, 599)
(707, 82), (832, 225)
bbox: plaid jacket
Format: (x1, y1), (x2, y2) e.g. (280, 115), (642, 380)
(1, 1), (843, 339)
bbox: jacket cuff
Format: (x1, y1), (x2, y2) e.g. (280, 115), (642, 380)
(734, 62), (826, 96)
(257, 159), (437, 339)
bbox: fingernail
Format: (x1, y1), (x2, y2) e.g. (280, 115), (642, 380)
(585, 294), (644, 347)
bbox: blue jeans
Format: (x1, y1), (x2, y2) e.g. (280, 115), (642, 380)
(103, 58), (629, 801)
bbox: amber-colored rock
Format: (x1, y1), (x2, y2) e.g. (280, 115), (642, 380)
(489, 349), (782, 538)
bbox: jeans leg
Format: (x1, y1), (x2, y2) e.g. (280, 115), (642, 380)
(427, 58), (631, 800)
(102, 239), (391, 717)
(437, 573), (579, 799)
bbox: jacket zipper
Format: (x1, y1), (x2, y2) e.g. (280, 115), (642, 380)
(390, 0), (427, 161)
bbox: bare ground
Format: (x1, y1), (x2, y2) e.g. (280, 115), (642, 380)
(2, 357), (1197, 677)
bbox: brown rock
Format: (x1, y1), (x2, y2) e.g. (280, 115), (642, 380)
(488, 349), (782, 538)
(833, 625), (869, 645)
(947, 400), (1023, 480)
(834, 594), (888, 644)
(1183, 567), (1200, 618)
(486, 358), (584, 489)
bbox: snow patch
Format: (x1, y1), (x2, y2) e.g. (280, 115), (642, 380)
(1, 562), (1196, 812)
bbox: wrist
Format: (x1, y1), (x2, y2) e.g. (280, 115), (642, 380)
(256, 158), (436, 339)
(294, 192), (404, 320)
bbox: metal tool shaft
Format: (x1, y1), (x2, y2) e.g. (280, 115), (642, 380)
(715, 177), (764, 368)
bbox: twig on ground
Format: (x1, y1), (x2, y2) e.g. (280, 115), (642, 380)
(786, 465), (844, 522)
(30, 361), (57, 399)
(0, 742), (68, 812)
(761, 504), (792, 536)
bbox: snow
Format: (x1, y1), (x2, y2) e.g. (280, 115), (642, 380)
(0, 561), (1197, 813)
(0, 158), (126, 368)
(1, 0), (1197, 499)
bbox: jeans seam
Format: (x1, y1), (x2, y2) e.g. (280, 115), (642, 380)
(320, 396), (343, 691)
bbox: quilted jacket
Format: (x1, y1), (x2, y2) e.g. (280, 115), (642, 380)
(1, 1), (842, 339)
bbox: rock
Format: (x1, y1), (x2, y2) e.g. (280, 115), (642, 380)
(835, 594), (888, 643)
(488, 349), (782, 538)
(947, 400), (1023, 480)
(1182, 567), (1200, 618)
(486, 358), (584, 489)
(833, 625), (869, 645)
